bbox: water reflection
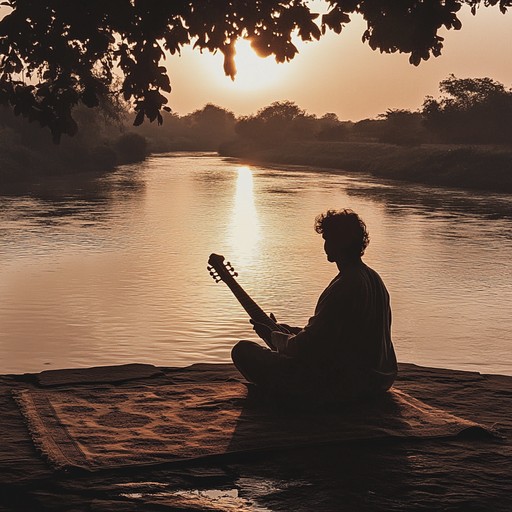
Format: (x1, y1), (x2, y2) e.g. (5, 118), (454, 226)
(1, 155), (511, 375)
(345, 179), (512, 220)
(228, 166), (260, 266)
(0, 166), (145, 224)
(0, 165), (146, 259)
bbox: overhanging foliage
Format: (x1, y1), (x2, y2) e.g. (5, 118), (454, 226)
(0, 0), (510, 141)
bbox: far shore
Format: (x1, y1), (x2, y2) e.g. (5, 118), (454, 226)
(2, 141), (512, 195)
(218, 140), (512, 193)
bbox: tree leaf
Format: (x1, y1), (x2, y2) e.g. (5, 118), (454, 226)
(133, 109), (145, 126)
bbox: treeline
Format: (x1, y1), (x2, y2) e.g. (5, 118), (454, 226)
(0, 100), (237, 184)
(138, 75), (512, 152)
(2, 75), (512, 188)
(0, 99), (148, 184)
(242, 75), (512, 147)
(135, 103), (236, 152)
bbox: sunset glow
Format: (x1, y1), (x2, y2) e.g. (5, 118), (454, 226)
(228, 39), (290, 92)
(167, 7), (512, 120)
(228, 166), (260, 266)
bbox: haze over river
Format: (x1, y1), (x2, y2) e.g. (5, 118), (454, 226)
(1, 153), (511, 375)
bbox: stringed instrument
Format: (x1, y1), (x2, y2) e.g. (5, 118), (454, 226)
(207, 253), (289, 350)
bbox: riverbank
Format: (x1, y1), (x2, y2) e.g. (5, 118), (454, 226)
(0, 131), (147, 186)
(4, 137), (511, 194)
(1, 362), (511, 511)
(219, 140), (512, 193)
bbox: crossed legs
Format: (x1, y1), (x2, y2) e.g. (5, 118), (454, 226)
(231, 340), (302, 396)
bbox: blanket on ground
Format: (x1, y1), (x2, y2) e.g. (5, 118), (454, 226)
(13, 368), (493, 472)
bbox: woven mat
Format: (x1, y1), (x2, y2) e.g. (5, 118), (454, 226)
(13, 373), (494, 472)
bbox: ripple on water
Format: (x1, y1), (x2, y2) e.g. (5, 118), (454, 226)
(0, 154), (511, 375)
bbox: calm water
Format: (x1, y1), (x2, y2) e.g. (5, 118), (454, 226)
(1, 153), (511, 375)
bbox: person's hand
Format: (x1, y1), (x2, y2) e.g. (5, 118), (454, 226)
(269, 313), (293, 334)
(272, 331), (299, 356)
(250, 320), (272, 344)
(272, 333), (289, 354)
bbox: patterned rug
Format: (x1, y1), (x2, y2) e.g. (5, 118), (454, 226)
(13, 369), (494, 472)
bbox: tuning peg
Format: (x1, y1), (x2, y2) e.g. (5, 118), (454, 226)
(207, 265), (213, 271)
(226, 262), (237, 274)
(211, 273), (221, 282)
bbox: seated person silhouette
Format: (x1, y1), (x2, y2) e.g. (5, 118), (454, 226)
(231, 209), (398, 404)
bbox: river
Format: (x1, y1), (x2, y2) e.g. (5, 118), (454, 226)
(1, 153), (511, 375)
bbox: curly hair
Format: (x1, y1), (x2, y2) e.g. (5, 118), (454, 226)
(314, 209), (370, 257)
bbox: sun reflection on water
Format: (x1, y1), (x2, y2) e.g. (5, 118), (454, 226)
(228, 166), (260, 267)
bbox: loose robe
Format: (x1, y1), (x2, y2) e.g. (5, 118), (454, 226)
(275, 261), (398, 400)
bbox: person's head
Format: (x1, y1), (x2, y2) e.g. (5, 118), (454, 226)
(314, 209), (370, 262)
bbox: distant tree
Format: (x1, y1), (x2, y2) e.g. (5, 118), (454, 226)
(424, 75), (507, 111)
(115, 132), (148, 164)
(378, 109), (427, 145)
(184, 104), (236, 149)
(133, 110), (186, 151)
(352, 118), (387, 142)
(254, 101), (307, 123)
(316, 112), (352, 141)
(1, 0), (511, 141)
(320, 113), (340, 124)
(236, 100), (316, 146)
(422, 75), (512, 144)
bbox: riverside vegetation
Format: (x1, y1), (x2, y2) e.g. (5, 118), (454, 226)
(0, 98), (148, 185)
(216, 76), (512, 193)
(220, 140), (512, 192)
(1, 76), (511, 192)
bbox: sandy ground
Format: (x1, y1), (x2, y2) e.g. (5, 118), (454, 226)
(1, 362), (511, 511)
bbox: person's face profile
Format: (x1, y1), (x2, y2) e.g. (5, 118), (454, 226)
(323, 235), (337, 262)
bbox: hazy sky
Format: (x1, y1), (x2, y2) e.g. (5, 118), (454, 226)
(166, 5), (512, 121)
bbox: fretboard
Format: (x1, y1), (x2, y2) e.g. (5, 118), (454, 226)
(222, 273), (287, 335)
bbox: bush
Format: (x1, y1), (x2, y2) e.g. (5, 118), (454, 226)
(90, 145), (118, 170)
(115, 132), (148, 163)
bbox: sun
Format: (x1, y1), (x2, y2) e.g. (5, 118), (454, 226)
(227, 39), (289, 91)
